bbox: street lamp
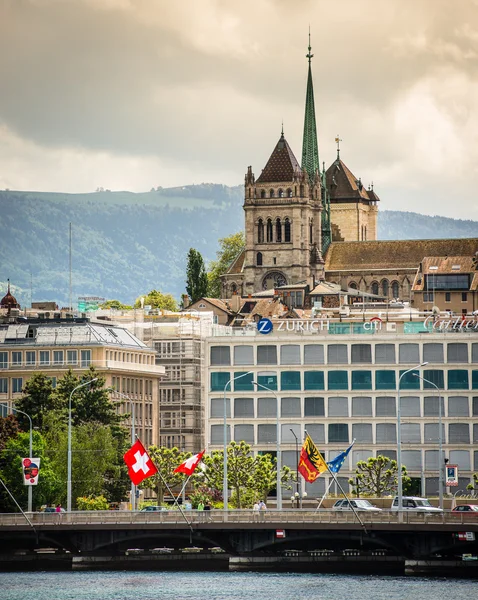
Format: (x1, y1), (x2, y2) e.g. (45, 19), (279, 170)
(289, 428), (301, 508)
(111, 390), (136, 511)
(0, 403), (33, 512)
(223, 371), (253, 512)
(251, 380), (282, 510)
(67, 378), (98, 512)
(414, 373), (443, 509)
(397, 363), (427, 517)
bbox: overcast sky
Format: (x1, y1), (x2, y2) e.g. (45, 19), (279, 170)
(1, 0), (478, 218)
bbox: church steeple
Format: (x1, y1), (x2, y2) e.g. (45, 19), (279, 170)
(301, 32), (319, 179)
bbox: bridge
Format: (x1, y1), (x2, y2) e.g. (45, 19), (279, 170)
(1, 510), (477, 563)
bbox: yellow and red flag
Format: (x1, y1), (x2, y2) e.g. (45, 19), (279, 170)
(298, 435), (328, 483)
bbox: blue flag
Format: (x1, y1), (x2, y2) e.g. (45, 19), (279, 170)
(327, 441), (355, 474)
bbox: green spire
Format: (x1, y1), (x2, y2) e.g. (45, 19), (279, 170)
(301, 31), (319, 179)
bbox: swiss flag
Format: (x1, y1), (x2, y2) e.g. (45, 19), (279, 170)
(174, 450), (205, 476)
(123, 440), (158, 485)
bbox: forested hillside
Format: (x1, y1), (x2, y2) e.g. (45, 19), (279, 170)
(0, 186), (477, 307)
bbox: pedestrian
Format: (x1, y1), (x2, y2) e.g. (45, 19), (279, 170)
(197, 501), (205, 522)
(253, 501), (260, 522)
(204, 503), (212, 522)
(55, 503), (63, 522)
(258, 500), (267, 521)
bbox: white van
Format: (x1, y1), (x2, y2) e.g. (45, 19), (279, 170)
(391, 496), (443, 512)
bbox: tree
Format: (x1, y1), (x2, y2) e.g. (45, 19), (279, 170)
(466, 472), (478, 493)
(348, 455), (410, 498)
(141, 446), (192, 504)
(133, 289), (178, 311)
(207, 231), (245, 298)
(0, 415), (20, 451)
(99, 299), (132, 310)
(185, 248), (208, 303)
(15, 373), (59, 432)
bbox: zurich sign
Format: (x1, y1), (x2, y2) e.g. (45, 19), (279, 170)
(257, 317), (273, 334)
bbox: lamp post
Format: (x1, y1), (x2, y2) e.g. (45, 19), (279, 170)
(397, 363), (427, 517)
(251, 380), (282, 510)
(414, 373), (443, 509)
(289, 428), (301, 508)
(1, 403), (33, 512)
(223, 371), (253, 512)
(67, 378), (98, 512)
(111, 390), (136, 511)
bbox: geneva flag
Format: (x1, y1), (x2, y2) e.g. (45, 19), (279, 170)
(174, 450), (205, 476)
(123, 440), (158, 485)
(298, 435), (328, 483)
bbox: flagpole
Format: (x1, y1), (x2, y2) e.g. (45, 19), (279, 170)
(316, 479), (334, 510)
(171, 475), (192, 510)
(153, 466), (194, 538)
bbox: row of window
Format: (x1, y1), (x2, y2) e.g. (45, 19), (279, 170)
(0, 350), (91, 368)
(0, 377), (58, 394)
(257, 217), (292, 244)
(106, 350), (155, 365)
(210, 343), (478, 366)
(211, 396), (478, 419)
(110, 376), (154, 397)
(210, 370), (478, 391)
(211, 422), (477, 446)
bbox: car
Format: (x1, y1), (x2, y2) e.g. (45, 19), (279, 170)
(452, 504), (478, 513)
(140, 506), (167, 512)
(332, 499), (382, 512)
(391, 496), (443, 513)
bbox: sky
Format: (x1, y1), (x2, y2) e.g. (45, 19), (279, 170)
(1, 0), (478, 218)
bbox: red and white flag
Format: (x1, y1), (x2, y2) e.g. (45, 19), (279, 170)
(174, 450), (205, 476)
(123, 440), (158, 485)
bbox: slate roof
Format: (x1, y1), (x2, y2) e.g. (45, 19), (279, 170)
(324, 238), (478, 271)
(256, 134), (302, 184)
(225, 250), (245, 275)
(326, 158), (379, 202)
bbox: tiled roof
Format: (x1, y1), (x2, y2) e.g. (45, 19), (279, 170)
(325, 238), (478, 271)
(326, 158), (378, 202)
(225, 250), (245, 275)
(256, 134), (302, 184)
(198, 297), (233, 315)
(412, 256), (478, 291)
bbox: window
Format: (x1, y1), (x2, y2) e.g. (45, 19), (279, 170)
(256, 252), (263, 266)
(211, 398), (230, 418)
(305, 424), (325, 443)
(234, 346), (253, 366)
(449, 423), (470, 444)
(266, 218), (273, 242)
(447, 343), (468, 363)
(423, 292), (434, 303)
(0, 379), (7, 393)
(257, 371), (278, 390)
(12, 352), (22, 366)
(448, 370), (469, 390)
(424, 423), (445, 444)
(400, 396), (420, 417)
(445, 292), (451, 302)
(328, 371), (348, 390)
(352, 397), (372, 416)
(327, 344), (348, 364)
(281, 371), (301, 391)
(304, 344), (324, 365)
(352, 423), (373, 443)
(450, 450), (470, 471)
(234, 398), (254, 418)
(304, 371), (324, 390)
(304, 397), (324, 416)
(12, 378), (23, 393)
(257, 218), (264, 242)
(462, 292), (468, 302)
(423, 369), (444, 389)
(472, 344), (478, 363)
(284, 218), (291, 242)
(257, 345), (277, 365)
(376, 423), (397, 443)
(258, 397), (276, 417)
(210, 346), (231, 366)
(371, 282), (379, 295)
(375, 344), (396, 364)
(0, 352), (7, 368)
(473, 370), (478, 390)
(401, 423), (421, 443)
(80, 350), (91, 368)
(391, 281), (399, 298)
(381, 279), (389, 297)
(328, 424), (348, 443)
(402, 450), (421, 470)
(399, 344), (420, 364)
(376, 397), (396, 417)
(280, 345), (301, 365)
(39, 351), (50, 366)
(258, 424), (276, 443)
(425, 450), (439, 470)
(430, 274), (469, 289)
(234, 424), (254, 444)
(423, 396), (445, 417)
(423, 343), (444, 363)
(211, 424), (230, 444)
(351, 344), (372, 363)
(26, 351), (35, 366)
(351, 371), (372, 390)
(275, 218), (282, 242)
(67, 350), (78, 365)
(473, 396), (478, 416)
(210, 372), (230, 391)
(53, 350), (64, 365)
(448, 396), (469, 417)
(375, 370), (396, 390)
(398, 369), (420, 389)
(281, 397), (300, 417)
(234, 371), (253, 391)
(328, 397), (348, 417)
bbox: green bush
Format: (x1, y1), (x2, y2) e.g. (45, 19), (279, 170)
(76, 495), (109, 511)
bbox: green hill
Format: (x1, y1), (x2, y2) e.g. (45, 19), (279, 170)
(0, 186), (477, 307)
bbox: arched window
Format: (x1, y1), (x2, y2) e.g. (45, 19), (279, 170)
(260, 189), (266, 199)
(287, 188), (292, 198)
(284, 218), (291, 242)
(299, 185), (304, 197)
(371, 281), (379, 296)
(278, 189), (284, 198)
(381, 279), (389, 297)
(276, 218), (282, 242)
(256, 252), (263, 266)
(266, 219), (273, 242)
(391, 281), (399, 299)
(309, 220), (313, 243)
(269, 189), (275, 198)
(349, 282), (358, 290)
(248, 188), (251, 198)
(258, 219), (264, 243)
(231, 283), (237, 294)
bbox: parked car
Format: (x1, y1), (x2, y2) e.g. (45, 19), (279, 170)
(452, 505), (478, 513)
(391, 496), (443, 512)
(332, 499), (382, 512)
(140, 506), (168, 512)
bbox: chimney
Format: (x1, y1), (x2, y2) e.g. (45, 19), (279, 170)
(182, 294), (190, 309)
(230, 293), (242, 313)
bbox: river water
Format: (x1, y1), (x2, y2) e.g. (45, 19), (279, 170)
(1, 571), (476, 600)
